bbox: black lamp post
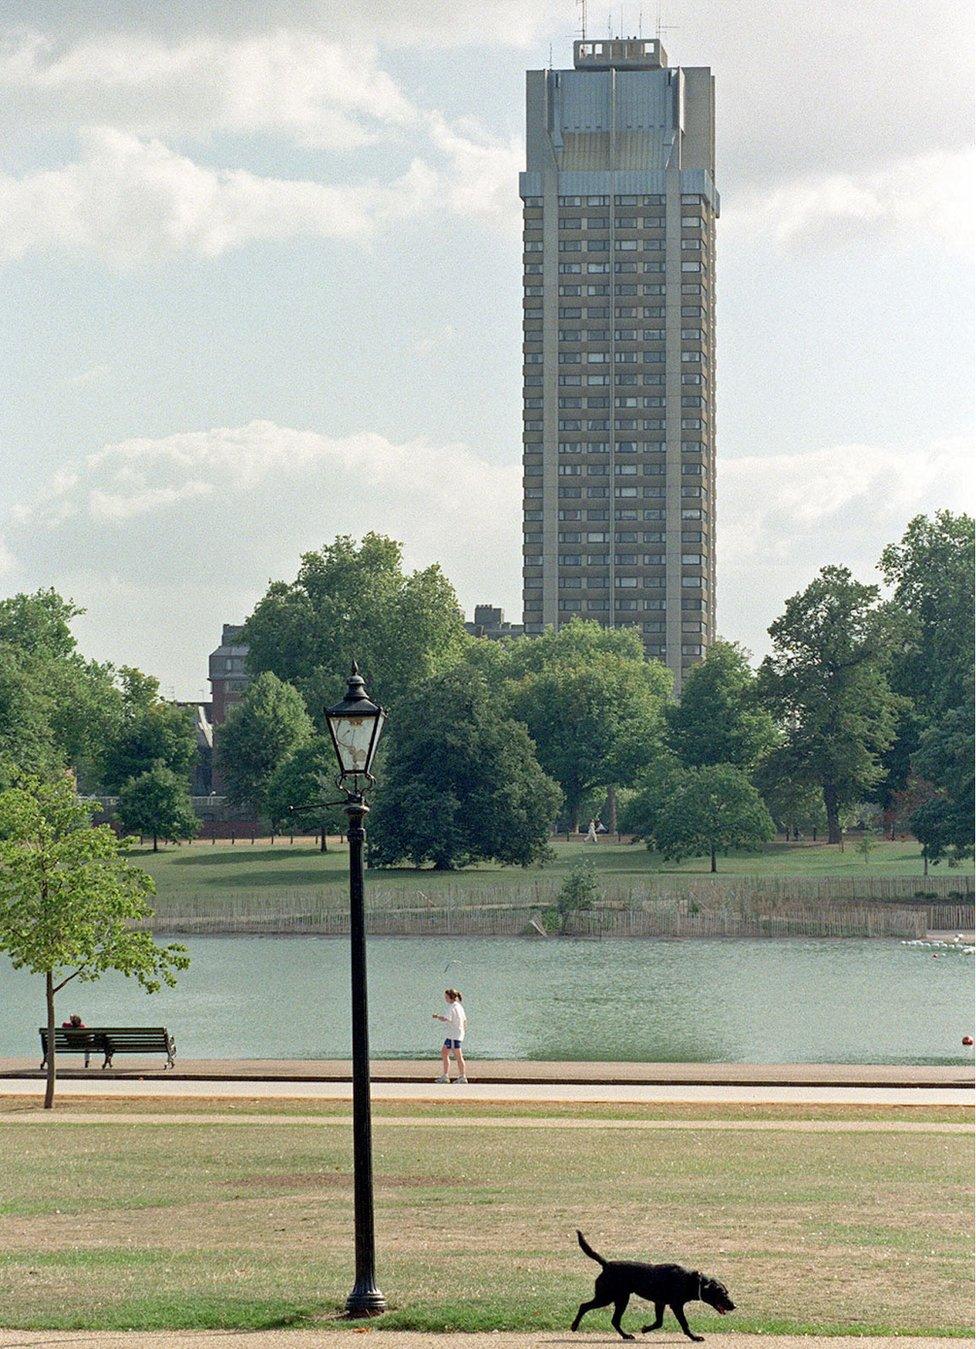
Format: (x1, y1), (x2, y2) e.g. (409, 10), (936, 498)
(325, 663), (387, 1318)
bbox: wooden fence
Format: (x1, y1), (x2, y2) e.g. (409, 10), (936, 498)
(142, 897), (953, 939)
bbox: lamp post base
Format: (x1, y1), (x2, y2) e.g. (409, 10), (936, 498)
(346, 1282), (387, 1318)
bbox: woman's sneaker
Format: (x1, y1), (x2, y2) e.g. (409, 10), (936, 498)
(456, 1075), (469, 1084)
(435, 1074), (450, 1083)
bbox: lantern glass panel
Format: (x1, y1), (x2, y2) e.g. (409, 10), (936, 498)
(328, 710), (384, 778)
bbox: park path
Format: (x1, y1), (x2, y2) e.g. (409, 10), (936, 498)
(0, 1078), (970, 1106)
(0, 1110), (969, 1133)
(0, 1331), (959, 1348)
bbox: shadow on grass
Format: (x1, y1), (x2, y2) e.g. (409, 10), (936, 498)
(165, 848), (335, 869)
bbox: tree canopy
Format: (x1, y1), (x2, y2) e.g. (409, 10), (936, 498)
(665, 640), (777, 770)
(503, 620), (672, 828)
(98, 687), (198, 795)
(757, 566), (902, 843)
(216, 671), (314, 815)
(264, 738), (346, 848)
(243, 533), (467, 715)
(368, 668), (562, 869)
(627, 762), (774, 871)
(0, 590), (122, 790)
(0, 776), (188, 1108)
(116, 765), (200, 851)
(880, 511), (974, 720)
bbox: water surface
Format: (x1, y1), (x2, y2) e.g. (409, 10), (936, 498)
(1, 936), (971, 1064)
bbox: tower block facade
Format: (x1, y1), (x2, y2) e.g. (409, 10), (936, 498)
(520, 38), (718, 689)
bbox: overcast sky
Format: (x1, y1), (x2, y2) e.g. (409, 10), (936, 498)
(0, 0), (973, 698)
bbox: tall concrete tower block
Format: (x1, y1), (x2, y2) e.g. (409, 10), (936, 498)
(519, 37), (718, 690)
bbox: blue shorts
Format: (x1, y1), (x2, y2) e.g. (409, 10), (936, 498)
(443, 1039), (462, 1049)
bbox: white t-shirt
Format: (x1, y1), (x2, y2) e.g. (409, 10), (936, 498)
(445, 1001), (467, 1041)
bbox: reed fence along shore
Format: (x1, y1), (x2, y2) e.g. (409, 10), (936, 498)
(141, 873), (974, 938)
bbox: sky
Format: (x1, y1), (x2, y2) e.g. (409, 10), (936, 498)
(0, 0), (973, 699)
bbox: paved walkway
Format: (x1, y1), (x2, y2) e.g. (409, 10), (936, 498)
(1, 1078), (970, 1106)
(0, 1331), (959, 1348)
(2, 1058), (971, 1087)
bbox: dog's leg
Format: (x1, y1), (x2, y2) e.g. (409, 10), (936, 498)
(611, 1294), (635, 1341)
(571, 1296), (609, 1332)
(641, 1301), (666, 1333)
(670, 1302), (704, 1343)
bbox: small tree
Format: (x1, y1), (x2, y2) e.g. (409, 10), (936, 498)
(649, 764), (775, 872)
(117, 765), (200, 851)
(552, 858), (600, 933)
(0, 776), (188, 1108)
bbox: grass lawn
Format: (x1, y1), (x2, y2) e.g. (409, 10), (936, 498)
(0, 1099), (971, 1336)
(130, 838), (969, 914)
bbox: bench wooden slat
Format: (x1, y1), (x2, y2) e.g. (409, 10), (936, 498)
(39, 1026), (176, 1069)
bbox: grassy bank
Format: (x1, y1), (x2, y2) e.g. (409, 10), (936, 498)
(0, 1099), (971, 1335)
(133, 837), (970, 907)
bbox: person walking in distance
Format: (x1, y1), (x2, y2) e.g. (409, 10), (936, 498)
(433, 988), (468, 1083)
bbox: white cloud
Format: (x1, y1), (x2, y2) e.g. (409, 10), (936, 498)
(724, 149), (975, 253)
(65, 363), (112, 387)
(719, 435), (976, 657)
(0, 107), (522, 263)
(5, 419), (522, 624)
(425, 113), (523, 229)
(0, 30), (417, 146)
(0, 127), (437, 263)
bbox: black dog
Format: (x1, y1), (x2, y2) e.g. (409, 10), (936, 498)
(572, 1230), (735, 1341)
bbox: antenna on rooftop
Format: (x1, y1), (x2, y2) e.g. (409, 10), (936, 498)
(655, 4), (679, 41)
(578, 0), (587, 40)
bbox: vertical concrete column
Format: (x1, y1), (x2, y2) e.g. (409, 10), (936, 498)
(664, 158), (684, 693)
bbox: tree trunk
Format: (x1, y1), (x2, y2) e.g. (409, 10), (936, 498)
(823, 782), (842, 844)
(709, 843), (717, 873)
(571, 802), (581, 833)
(923, 845), (929, 877)
(44, 971), (56, 1110)
(152, 834), (158, 852)
(319, 827), (328, 853)
(607, 786), (618, 835)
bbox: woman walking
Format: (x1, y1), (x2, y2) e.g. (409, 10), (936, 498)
(433, 987), (468, 1083)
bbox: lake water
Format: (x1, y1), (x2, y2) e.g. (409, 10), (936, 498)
(1, 936), (972, 1065)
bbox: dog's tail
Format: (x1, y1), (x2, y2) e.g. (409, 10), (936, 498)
(576, 1230), (606, 1266)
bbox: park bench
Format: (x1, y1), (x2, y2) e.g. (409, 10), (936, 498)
(39, 1027), (176, 1070)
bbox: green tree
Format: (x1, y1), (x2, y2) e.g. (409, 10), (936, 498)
(880, 511), (974, 720)
(505, 621), (672, 830)
(552, 857), (600, 933)
(753, 747), (827, 840)
(117, 766), (200, 851)
(909, 707), (974, 868)
(265, 739), (346, 851)
(666, 640), (777, 771)
(757, 566), (902, 844)
(648, 764), (775, 872)
(244, 533), (467, 714)
(0, 590), (122, 789)
(875, 513), (975, 817)
(216, 671), (314, 815)
(0, 776), (188, 1109)
(98, 693), (198, 795)
(368, 669), (562, 869)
